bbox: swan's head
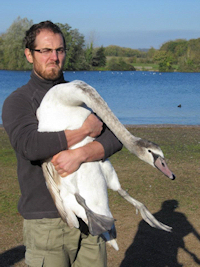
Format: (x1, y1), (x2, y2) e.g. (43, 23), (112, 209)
(135, 139), (176, 180)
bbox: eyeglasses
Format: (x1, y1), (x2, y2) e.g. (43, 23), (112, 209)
(31, 47), (66, 56)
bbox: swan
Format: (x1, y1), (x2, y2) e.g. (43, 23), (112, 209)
(37, 80), (175, 250)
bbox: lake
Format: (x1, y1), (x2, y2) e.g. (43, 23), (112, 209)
(0, 70), (199, 125)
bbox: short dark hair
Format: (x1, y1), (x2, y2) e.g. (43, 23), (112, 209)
(24, 20), (66, 50)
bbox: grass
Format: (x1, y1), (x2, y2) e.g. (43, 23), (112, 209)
(132, 63), (159, 71)
(0, 125), (200, 266)
(106, 56), (160, 71)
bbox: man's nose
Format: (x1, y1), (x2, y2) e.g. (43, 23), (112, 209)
(50, 50), (59, 60)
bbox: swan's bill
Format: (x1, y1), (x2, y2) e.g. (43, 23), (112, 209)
(154, 157), (176, 180)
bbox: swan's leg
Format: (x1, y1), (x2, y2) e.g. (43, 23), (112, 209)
(75, 193), (115, 236)
(99, 160), (121, 190)
(99, 160), (172, 232)
(117, 188), (172, 232)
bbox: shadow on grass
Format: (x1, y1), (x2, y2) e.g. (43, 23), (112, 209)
(0, 245), (25, 267)
(120, 200), (200, 267)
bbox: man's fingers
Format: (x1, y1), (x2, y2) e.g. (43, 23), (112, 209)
(60, 172), (68, 177)
(51, 155), (58, 164)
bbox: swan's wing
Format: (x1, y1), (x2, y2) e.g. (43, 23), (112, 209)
(42, 161), (79, 228)
(118, 188), (172, 232)
(42, 161), (67, 220)
(75, 193), (115, 236)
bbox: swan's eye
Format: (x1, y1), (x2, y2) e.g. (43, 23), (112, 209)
(148, 150), (152, 153)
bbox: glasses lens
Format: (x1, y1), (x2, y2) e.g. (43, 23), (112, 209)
(41, 48), (52, 55)
(57, 48), (65, 54)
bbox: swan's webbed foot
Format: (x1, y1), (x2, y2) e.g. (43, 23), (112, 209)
(75, 193), (115, 236)
(117, 188), (172, 232)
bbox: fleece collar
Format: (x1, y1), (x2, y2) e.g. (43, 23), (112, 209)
(30, 70), (67, 92)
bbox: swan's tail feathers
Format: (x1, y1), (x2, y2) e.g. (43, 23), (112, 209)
(106, 239), (119, 251)
(101, 225), (119, 251)
(117, 188), (172, 232)
(75, 193), (115, 236)
(42, 161), (79, 229)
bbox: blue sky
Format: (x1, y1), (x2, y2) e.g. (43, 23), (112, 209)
(1, 0), (200, 49)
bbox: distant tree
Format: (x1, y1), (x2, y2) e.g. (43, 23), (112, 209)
(153, 51), (167, 63)
(153, 51), (174, 72)
(177, 39), (200, 72)
(92, 46), (106, 67)
(106, 57), (136, 71)
(147, 47), (157, 60)
(57, 23), (86, 70)
(68, 28), (86, 70)
(0, 17), (33, 70)
(85, 42), (94, 67)
(127, 56), (137, 64)
(158, 57), (174, 72)
(104, 45), (142, 58)
(0, 36), (4, 69)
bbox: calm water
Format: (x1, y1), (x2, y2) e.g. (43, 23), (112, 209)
(0, 70), (199, 125)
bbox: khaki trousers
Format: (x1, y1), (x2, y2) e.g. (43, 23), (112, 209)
(23, 218), (107, 267)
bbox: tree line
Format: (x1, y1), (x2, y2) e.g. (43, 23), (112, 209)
(104, 40), (200, 72)
(0, 17), (200, 72)
(0, 17), (108, 71)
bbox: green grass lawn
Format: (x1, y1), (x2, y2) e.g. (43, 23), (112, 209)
(0, 125), (200, 266)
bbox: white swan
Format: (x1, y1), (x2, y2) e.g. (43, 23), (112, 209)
(37, 80), (175, 250)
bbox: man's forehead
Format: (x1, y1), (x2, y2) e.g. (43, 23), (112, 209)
(35, 30), (64, 46)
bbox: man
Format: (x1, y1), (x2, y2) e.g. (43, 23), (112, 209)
(2, 21), (122, 266)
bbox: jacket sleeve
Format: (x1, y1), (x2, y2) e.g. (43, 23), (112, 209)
(2, 92), (68, 161)
(95, 123), (123, 160)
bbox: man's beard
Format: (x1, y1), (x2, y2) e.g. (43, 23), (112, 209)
(43, 67), (62, 81)
(34, 62), (63, 81)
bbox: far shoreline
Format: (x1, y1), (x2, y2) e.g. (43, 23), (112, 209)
(125, 124), (200, 128)
(1, 124), (200, 129)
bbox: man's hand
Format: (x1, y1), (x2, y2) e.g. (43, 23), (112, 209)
(51, 141), (105, 177)
(51, 149), (83, 177)
(81, 113), (103, 138)
(64, 113), (103, 148)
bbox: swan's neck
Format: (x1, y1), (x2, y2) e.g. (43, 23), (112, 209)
(73, 81), (141, 156)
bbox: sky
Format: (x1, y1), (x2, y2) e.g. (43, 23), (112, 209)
(1, 0), (200, 49)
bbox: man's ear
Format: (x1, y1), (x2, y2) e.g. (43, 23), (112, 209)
(24, 48), (33, 63)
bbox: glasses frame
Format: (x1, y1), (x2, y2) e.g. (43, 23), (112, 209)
(31, 47), (66, 56)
